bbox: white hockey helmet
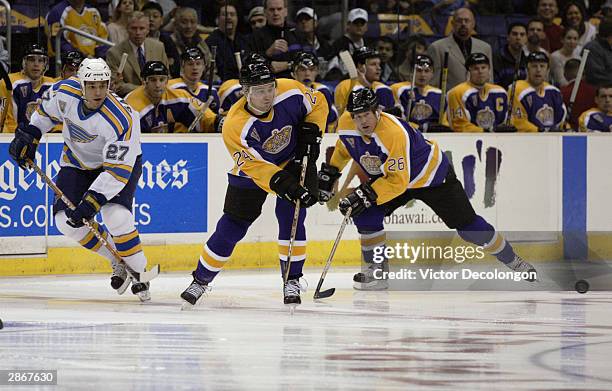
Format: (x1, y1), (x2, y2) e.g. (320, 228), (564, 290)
(77, 58), (111, 92)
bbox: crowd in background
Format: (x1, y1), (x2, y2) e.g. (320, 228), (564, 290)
(0, 0), (611, 134)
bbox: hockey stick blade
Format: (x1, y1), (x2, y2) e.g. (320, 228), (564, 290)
(313, 288), (335, 300)
(128, 264), (160, 283)
(339, 50), (358, 79)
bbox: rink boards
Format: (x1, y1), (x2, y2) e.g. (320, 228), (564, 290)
(1, 133), (611, 275)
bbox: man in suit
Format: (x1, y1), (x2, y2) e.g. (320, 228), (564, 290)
(107, 11), (169, 97)
(427, 8), (493, 91)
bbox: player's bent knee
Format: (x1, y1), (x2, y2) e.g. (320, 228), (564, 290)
(54, 211), (86, 238)
(101, 203), (135, 236)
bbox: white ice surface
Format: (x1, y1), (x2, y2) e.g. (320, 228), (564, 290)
(1, 268), (611, 390)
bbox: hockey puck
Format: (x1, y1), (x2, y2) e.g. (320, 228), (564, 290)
(575, 279), (590, 294)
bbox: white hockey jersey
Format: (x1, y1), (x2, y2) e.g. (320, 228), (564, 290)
(30, 77), (142, 201)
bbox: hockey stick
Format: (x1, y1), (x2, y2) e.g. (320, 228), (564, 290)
(313, 206), (352, 300)
(438, 51), (449, 125)
(0, 61), (12, 132)
(187, 95), (213, 132)
(282, 148), (309, 286)
(28, 159), (160, 284)
(234, 52), (242, 72)
(505, 50), (522, 126)
(339, 50), (358, 114)
(405, 46), (418, 122)
(563, 49), (589, 131)
(118, 52), (129, 74)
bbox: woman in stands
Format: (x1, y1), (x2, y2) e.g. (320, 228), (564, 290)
(561, 1), (597, 48)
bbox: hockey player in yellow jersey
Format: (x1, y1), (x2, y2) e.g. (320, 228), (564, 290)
(168, 47), (221, 113)
(579, 85), (612, 132)
(0, 44), (55, 133)
(334, 47), (396, 116)
(125, 61), (215, 133)
(510, 52), (567, 132)
(291, 51), (338, 131)
(446, 53), (514, 133)
(180, 61), (329, 308)
(318, 89), (536, 290)
(8, 58), (153, 301)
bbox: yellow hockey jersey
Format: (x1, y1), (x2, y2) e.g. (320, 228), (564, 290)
(168, 78), (221, 113)
(222, 78), (328, 193)
(218, 79), (242, 113)
(579, 108), (612, 132)
(330, 111), (449, 204)
(0, 72), (56, 133)
(125, 86), (215, 133)
(510, 80), (567, 132)
(446, 82), (508, 132)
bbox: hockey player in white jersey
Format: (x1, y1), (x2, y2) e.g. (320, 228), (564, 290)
(8, 58), (152, 301)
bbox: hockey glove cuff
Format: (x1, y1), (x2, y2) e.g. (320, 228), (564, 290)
(339, 183), (378, 217)
(317, 163), (341, 203)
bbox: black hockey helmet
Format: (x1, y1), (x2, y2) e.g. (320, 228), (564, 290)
(239, 61), (275, 87)
(347, 88), (379, 114)
(465, 52), (490, 70)
(141, 61), (169, 78)
(352, 46), (380, 66)
(414, 54), (434, 70)
(242, 52), (268, 66)
(24, 43), (47, 58)
(526, 51), (549, 64)
(292, 51), (319, 71)
(181, 46), (205, 63)
(62, 50), (84, 68)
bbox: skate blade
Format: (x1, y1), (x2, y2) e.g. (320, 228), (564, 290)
(115, 276), (132, 295)
(136, 290), (151, 302)
(285, 303), (299, 315)
(181, 301), (196, 311)
(353, 281), (389, 291)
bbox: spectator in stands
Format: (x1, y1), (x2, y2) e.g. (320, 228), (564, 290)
(584, 20), (612, 86)
(511, 52), (566, 132)
(560, 58), (596, 128)
(206, 3), (249, 81)
(537, 0), (564, 52)
(579, 85), (612, 131)
(294, 7), (334, 63)
(246, 0), (301, 79)
(562, 1), (597, 47)
(290, 51), (338, 131)
(427, 8), (493, 90)
(397, 35), (428, 82)
(168, 47), (221, 113)
(376, 36), (400, 84)
(551, 28), (581, 86)
(106, 11), (170, 97)
(391, 54), (449, 132)
(334, 47), (396, 115)
(247, 6), (266, 31)
(142, 2), (179, 73)
(107, 0), (135, 44)
(0, 44), (55, 133)
(169, 7), (214, 78)
(46, 0), (110, 63)
(470, 0), (514, 15)
(446, 53), (511, 132)
(125, 61), (216, 133)
(324, 8), (370, 81)
(57, 51), (84, 81)
(526, 19), (550, 55)
(494, 22), (528, 89)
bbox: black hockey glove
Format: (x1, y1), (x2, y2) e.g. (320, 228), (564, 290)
(294, 122), (322, 164)
(317, 162), (341, 203)
(270, 169), (317, 208)
(493, 124), (518, 133)
(9, 125), (41, 169)
(66, 190), (107, 228)
(426, 123), (452, 133)
(339, 183), (378, 217)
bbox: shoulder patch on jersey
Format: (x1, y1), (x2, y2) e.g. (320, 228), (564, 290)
(251, 127), (261, 142)
(66, 118), (98, 143)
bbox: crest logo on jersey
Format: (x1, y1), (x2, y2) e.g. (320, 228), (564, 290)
(359, 152), (383, 175)
(411, 99), (433, 121)
(25, 100), (41, 121)
(59, 100), (66, 113)
(251, 128), (261, 143)
(475, 106), (496, 130)
(20, 85), (29, 98)
(262, 125), (291, 154)
(535, 104), (554, 127)
(67, 119), (98, 143)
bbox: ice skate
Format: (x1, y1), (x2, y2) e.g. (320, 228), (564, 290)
(505, 255), (537, 282)
(131, 281), (151, 302)
(353, 261), (389, 291)
(110, 258), (130, 295)
(180, 276), (211, 310)
(284, 278), (307, 314)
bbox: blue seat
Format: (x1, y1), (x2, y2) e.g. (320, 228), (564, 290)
(476, 15), (507, 37)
